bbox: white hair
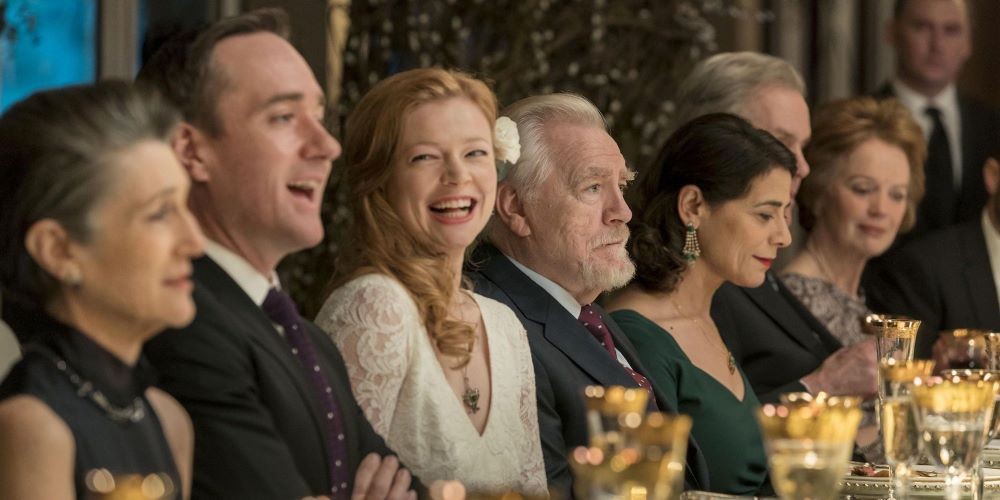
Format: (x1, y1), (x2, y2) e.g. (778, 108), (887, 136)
(671, 51), (805, 132)
(499, 93), (607, 202)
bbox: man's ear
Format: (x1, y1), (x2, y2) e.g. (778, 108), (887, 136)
(983, 157), (1000, 196)
(676, 184), (707, 227)
(23, 220), (81, 285)
(173, 122), (212, 183)
(494, 183), (532, 238)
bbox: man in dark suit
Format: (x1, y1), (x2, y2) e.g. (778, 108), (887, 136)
(869, 157), (1000, 358)
(670, 52), (877, 403)
(875, 0), (1000, 238)
(471, 93), (709, 496)
(137, 9), (417, 500)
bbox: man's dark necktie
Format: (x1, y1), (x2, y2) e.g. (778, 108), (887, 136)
(924, 106), (957, 227)
(262, 288), (350, 496)
(578, 304), (657, 408)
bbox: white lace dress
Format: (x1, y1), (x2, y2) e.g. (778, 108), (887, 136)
(315, 273), (547, 495)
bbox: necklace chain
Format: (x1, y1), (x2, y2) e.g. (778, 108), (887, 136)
(29, 346), (146, 424)
(669, 297), (736, 376)
(806, 243), (837, 284)
(457, 292), (481, 414)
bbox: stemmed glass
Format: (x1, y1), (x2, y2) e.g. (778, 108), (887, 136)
(911, 377), (999, 500)
(757, 395), (862, 500)
(879, 359), (935, 500)
(617, 412), (693, 500)
(939, 370), (1000, 500)
(583, 385), (649, 454)
(866, 314), (920, 405)
(573, 386), (690, 500)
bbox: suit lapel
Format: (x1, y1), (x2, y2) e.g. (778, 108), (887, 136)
(959, 224), (1000, 326)
(477, 247), (637, 389)
(596, 304), (671, 409)
(739, 274), (837, 357)
(194, 257), (331, 440)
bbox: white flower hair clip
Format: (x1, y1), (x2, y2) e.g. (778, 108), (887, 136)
(494, 116), (521, 174)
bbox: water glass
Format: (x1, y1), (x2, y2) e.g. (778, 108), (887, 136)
(912, 377), (998, 500)
(757, 396), (862, 500)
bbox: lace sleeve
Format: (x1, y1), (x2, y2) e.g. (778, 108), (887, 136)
(315, 274), (417, 437)
(509, 311), (548, 495)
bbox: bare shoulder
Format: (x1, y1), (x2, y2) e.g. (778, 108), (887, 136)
(0, 395), (73, 449)
(145, 388), (191, 431)
(0, 395), (75, 499)
(146, 388), (193, 500)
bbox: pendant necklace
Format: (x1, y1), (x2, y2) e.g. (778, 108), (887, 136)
(458, 293), (481, 414)
(670, 297), (736, 375)
(461, 365), (481, 414)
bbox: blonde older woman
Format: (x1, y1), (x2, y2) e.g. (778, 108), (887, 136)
(781, 97), (925, 346)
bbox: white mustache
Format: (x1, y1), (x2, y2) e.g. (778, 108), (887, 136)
(589, 227), (630, 249)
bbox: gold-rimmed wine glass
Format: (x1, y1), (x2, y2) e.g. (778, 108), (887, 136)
(939, 369), (1000, 500)
(879, 359), (935, 500)
(866, 315), (921, 404)
(569, 409), (692, 500)
(583, 385), (649, 454)
(757, 396), (862, 500)
(911, 376), (999, 500)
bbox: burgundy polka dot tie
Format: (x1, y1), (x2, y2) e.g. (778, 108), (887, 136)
(578, 304), (657, 407)
(263, 288), (350, 497)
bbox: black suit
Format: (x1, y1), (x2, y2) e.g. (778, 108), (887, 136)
(867, 220), (1000, 359)
(711, 273), (842, 404)
(873, 84), (1000, 236)
(470, 244), (709, 496)
(144, 256), (405, 499)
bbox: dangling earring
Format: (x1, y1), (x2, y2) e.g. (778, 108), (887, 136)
(682, 223), (701, 262)
(63, 267), (82, 289)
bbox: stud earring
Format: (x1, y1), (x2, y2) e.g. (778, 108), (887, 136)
(682, 223), (701, 262)
(63, 267), (82, 288)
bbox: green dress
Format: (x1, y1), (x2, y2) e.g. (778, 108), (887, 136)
(610, 309), (769, 496)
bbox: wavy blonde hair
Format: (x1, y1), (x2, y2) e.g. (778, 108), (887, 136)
(337, 68), (498, 367)
(800, 97), (926, 233)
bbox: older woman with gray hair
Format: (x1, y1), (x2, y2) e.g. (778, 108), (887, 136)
(0, 82), (204, 499)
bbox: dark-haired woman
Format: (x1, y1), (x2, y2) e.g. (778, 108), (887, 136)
(0, 82), (203, 499)
(605, 113), (796, 496)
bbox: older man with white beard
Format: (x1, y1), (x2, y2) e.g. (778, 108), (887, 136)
(471, 93), (710, 497)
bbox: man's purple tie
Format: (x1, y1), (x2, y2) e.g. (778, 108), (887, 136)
(262, 288), (349, 497)
(578, 304), (657, 407)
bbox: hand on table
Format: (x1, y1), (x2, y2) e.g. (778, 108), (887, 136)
(801, 339), (877, 397)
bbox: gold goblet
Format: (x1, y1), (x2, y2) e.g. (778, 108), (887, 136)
(757, 396), (862, 500)
(878, 360), (934, 500)
(938, 369), (1000, 500)
(583, 385), (649, 454)
(911, 377), (999, 500)
(866, 315), (921, 404)
(569, 410), (692, 500)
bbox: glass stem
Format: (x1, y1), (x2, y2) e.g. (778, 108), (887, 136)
(891, 462), (911, 500)
(944, 469), (964, 500)
(973, 459), (985, 500)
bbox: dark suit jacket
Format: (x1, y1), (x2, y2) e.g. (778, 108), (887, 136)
(469, 244), (709, 496)
(874, 84), (1000, 236)
(867, 220), (1000, 358)
(711, 273), (842, 404)
(144, 256), (402, 499)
